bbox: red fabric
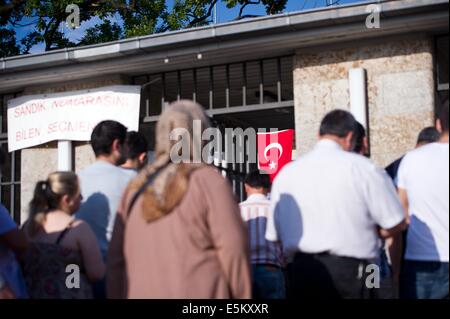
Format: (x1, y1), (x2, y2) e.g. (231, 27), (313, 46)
(257, 129), (295, 182)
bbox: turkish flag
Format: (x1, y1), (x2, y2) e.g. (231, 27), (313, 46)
(257, 129), (295, 183)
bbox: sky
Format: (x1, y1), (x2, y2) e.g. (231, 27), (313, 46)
(214, 0), (367, 23)
(10, 0), (367, 54)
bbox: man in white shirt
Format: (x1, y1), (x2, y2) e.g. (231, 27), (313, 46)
(266, 110), (407, 299)
(386, 126), (441, 187)
(398, 99), (449, 299)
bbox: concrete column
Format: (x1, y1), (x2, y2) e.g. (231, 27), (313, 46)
(57, 140), (72, 171)
(349, 68), (368, 129)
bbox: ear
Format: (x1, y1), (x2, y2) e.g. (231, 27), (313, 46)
(111, 139), (121, 153)
(436, 119), (443, 134)
(138, 152), (148, 164)
(61, 194), (71, 206)
(343, 131), (354, 151)
(363, 136), (369, 154)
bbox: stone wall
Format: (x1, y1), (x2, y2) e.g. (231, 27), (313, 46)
(294, 36), (435, 167)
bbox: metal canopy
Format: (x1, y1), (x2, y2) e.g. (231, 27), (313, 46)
(0, 0), (448, 94)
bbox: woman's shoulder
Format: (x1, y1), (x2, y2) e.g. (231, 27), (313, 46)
(58, 219), (94, 243)
(69, 219), (93, 234)
(190, 165), (231, 192)
(191, 165), (223, 181)
(57, 219), (95, 251)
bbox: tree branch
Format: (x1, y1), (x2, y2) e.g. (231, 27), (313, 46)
(187, 0), (219, 27)
(7, 17), (39, 27)
(238, 1), (261, 20)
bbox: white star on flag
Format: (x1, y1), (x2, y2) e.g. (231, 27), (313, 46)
(269, 161), (277, 170)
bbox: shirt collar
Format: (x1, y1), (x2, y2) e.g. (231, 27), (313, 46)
(96, 159), (117, 168)
(246, 194), (269, 202)
(315, 138), (344, 151)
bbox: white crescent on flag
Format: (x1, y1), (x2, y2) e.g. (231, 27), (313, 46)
(264, 143), (283, 161)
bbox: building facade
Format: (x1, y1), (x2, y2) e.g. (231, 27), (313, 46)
(0, 0), (448, 224)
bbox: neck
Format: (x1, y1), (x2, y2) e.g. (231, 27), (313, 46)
(96, 155), (117, 166)
(121, 159), (138, 170)
(319, 135), (345, 149)
(247, 191), (267, 197)
(51, 209), (72, 216)
(439, 133), (449, 143)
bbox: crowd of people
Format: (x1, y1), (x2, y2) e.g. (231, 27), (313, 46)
(0, 98), (448, 300)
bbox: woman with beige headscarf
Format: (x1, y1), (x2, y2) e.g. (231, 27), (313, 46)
(107, 100), (252, 299)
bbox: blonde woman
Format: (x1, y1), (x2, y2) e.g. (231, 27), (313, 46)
(108, 100), (252, 299)
(22, 172), (105, 299)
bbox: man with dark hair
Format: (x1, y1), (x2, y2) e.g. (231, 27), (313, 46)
(266, 109), (406, 299)
(398, 99), (449, 299)
(76, 120), (136, 298)
(319, 109), (358, 138)
(121, 131), (148, 174)
(90, 120), (128, 163)
(350, 122), (368, 155)
(386, 127), (441, 185)
(240, 171), (285, 299)
(416, 127), (441, 147)
(244, 170), (271, 190)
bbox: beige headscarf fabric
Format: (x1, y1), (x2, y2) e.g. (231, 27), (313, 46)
(129, 100), (211, 223)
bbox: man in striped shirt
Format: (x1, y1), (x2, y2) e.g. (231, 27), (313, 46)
(240, 171), (285, 299)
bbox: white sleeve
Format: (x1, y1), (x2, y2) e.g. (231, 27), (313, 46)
(359, 163), (406, 230)
(265, 180), (280, 242)
(396, 155), (409, 190)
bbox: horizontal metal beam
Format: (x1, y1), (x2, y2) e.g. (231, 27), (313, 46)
(143, 100), (294, 123)
(0, 1), (448, 93)
(1, 0), (447, 71)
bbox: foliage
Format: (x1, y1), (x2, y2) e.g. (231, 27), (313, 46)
(0, 0), (288, 57)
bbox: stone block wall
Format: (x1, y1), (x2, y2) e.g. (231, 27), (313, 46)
(294, 36), (435, 167)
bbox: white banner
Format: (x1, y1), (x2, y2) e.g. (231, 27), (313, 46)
(7, 85), (141, 152)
